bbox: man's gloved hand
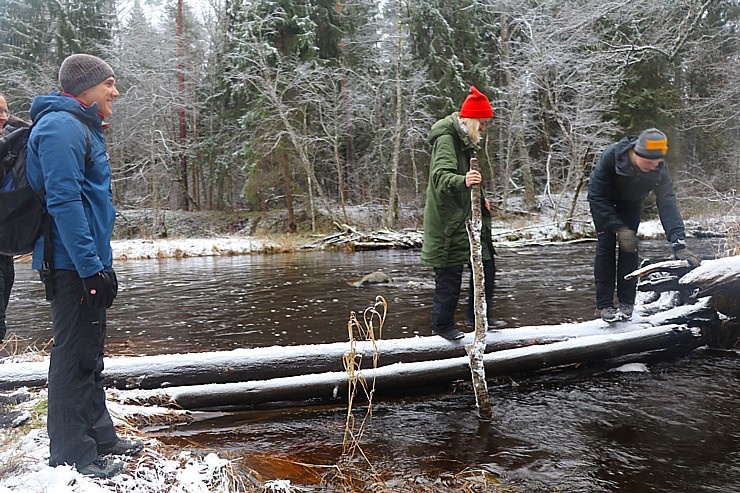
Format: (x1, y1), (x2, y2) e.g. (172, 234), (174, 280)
(674, 247), (701, 268)
(616, 227), (638, 253)
(81, 271), (116, 309)
(108, 268), (119, 297)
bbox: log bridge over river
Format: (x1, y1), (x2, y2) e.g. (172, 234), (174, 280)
(0, 257), (737, 411)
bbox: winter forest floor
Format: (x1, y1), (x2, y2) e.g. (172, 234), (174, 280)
(1, 197), (738, 493)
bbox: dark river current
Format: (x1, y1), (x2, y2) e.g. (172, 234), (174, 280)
(6, 239), (738, 492)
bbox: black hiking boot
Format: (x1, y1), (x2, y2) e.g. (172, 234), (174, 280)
(464, 318), (508, 330)
(432, 325), (465, 341)
(618, 303), (634, 320)
(76, 457), (124, 478)
(100, 438), (144, 456)
(487, 318), (508, 330)
(596, 306), (619, 323)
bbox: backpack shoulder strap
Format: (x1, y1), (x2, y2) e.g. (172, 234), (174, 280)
(35, 110), (94, 170)
(64, 112), (94, 170)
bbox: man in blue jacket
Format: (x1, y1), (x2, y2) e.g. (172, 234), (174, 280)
(587, 128), (701, 323)
(27, 54), (142, 478)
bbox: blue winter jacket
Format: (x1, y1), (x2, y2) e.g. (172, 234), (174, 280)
(26, 93), (116, 278)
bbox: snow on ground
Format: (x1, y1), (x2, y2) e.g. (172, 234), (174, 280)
(109, 215), (738, 260)
(112, 237), (280, 259)
(0, 389), (252, 493)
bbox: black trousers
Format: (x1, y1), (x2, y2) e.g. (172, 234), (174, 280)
(0, 255), (13, 341)
(431, 258), (496, 331)
(47, 270), (118, 468)
(594, 204), (642, 309)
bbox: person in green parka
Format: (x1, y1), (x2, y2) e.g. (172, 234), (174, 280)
(421, 86), (507, 341)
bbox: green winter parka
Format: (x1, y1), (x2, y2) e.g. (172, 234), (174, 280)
(421, 113), (493, 268)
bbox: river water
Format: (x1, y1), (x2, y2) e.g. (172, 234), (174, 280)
(6, 239), (738, 492)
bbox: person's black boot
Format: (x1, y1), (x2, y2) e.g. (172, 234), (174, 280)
(487, 318), (508, 330)
(76, 457), (124, 478)
(432, 325), (465, 341)
(100, 438), (144, 456)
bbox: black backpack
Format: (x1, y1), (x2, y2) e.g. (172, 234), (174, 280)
(0, 113), (92, 299)
(0, 121), (42, 257)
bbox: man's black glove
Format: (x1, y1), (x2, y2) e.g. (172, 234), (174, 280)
(674, 246), (701, 268)
(109, 268), (118, 297)
(81, 271), (116, 309)
(616, 227), (638, 253)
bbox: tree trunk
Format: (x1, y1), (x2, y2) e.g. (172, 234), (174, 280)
(465, 155), (493, 420)
(176, 0), (189, 211)
(564, 148), (591, 233)
(385, 16), (403, 229)
(282, 151), (296, 233)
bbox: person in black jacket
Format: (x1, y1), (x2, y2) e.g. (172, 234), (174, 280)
(587, 128), (701, 322)
(0, 93), (17, 343)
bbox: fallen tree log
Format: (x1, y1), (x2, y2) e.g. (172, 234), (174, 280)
(625, 259), (690, 280)
(301, 225), (423, 251)
(628, 256), (740, 317)
(0, 300), (713, 392)
(118, 324), (702, 410)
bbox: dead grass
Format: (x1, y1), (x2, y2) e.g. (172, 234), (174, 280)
(723, 219), (740, 257)
(0, 334), (53, 363)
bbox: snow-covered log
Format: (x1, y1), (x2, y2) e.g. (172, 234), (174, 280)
(627, 256), (740, 317)
(118, 324), (701, 410)
(624, 259), (690, 280)
(679, 256), (740, 317)
(0, 300), (715, 392)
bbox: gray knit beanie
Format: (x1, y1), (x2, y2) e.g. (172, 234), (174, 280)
(633, 128), (668, 159)
(58, 54), (115, 96)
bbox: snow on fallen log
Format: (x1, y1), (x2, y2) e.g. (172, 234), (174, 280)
(301, 225), (423, 250)
(624, 259), (690, 280)
(0, 300), (714, 392)
(117, 324), (701, 410)
(678, 255), (740, 297)
(679, 255), (740, 317)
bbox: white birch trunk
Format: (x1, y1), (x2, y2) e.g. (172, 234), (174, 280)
(465, 156), (493, 420)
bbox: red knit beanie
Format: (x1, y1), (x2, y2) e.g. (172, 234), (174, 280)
(459, 86), (493, 119)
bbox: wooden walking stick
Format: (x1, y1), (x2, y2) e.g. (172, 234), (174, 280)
(465, 154), (493, 420)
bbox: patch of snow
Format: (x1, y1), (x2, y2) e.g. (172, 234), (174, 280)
(611, 363), (649, 373)
(112, 237), (278, 260)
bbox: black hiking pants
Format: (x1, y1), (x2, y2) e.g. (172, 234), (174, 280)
(0, 255), (13, 342)
(594, 204), (642, 309)
(431, 258), (496, 331)
(47, 270), (119, 469)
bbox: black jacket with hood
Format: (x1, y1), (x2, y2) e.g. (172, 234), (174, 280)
(587, 135), (686, 243)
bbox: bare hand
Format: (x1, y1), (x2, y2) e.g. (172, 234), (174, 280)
(465, 170), (482, 187)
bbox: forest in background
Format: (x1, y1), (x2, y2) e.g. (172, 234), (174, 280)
(0, 0), (738, 236)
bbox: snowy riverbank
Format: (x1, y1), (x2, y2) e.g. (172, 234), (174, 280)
(108, 215), (736, 260)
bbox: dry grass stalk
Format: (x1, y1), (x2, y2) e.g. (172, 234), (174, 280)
(0, 334), (53, 363)
(724, 220), (739, 257)
(338, 296), (387, 481)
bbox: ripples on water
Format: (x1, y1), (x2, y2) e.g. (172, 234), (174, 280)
(6, 239), (738, 491)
